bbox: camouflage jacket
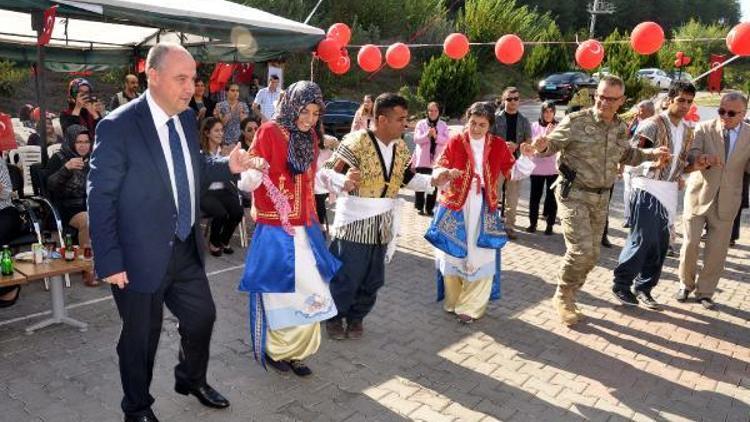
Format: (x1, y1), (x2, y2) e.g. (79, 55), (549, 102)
(545, 108), (659, 189)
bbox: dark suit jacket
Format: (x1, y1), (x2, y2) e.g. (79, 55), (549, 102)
(87, 94), (231, 293)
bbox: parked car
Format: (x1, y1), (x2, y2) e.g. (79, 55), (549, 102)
(667, 70), (694, 83)
(592, 67), (611, 81)
(637, 68), (672, 89)
(537, 72), (597, 102)
(321, 100), (359, 139)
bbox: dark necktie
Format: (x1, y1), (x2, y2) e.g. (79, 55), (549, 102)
(167, 119), (192, 241)
(724, 129), (731, 161)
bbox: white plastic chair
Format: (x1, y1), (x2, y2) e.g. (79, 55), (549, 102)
(8, 145), (42, 197)
(47, 143), (62, 157)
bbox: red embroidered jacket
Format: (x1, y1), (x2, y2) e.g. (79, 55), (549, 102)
(249, 122), (319, 226)
(436, 132), (515, 212)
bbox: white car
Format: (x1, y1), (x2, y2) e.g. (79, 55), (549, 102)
(637, 68), (672, 89)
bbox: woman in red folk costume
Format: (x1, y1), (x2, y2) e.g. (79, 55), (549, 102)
(238, 81), (340, 377)
(426, 102), (532, 324)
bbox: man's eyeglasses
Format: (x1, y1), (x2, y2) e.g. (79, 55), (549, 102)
(505, 97), (520, 102)
(75, 140), (91, 145)
(718, 108), (743, 118)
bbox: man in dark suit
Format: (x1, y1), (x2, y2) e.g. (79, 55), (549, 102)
(88, 43), (251, 422)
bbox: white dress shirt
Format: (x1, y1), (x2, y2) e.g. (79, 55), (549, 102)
(724, 124), (741, 159)
(253, 87), (280, 120)
(145, 90), (196, 225)
(374, 136), (395, 177)
(664, 112), (686, 179)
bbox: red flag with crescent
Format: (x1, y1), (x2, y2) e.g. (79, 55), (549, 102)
(707, 54), (725, 93)
(0, 113), (17, 152)
(37, 5), (58, 46)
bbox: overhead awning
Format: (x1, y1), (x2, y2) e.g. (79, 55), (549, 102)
(0, 0), (325, 66)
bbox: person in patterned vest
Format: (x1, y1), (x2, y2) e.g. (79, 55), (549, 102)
(611, 81), (700, 309)
(322, 93), (447, 340)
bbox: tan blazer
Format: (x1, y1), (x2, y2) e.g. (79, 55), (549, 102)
(684, 118), (750, 220)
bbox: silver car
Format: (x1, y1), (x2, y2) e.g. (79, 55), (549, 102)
(637, 68), (673, 89)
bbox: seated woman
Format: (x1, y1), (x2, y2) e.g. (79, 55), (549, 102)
(199, 117), (244, 256)
(0, 159), (23, 307)
(46, 125), (96, 286)
(426, 102), (530, 324)
(59, 78), (103, 136)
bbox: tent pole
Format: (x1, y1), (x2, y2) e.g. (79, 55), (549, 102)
(32, 11), (48, 165)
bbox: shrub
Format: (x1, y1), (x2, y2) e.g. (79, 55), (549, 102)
(417, 53), (480, 118)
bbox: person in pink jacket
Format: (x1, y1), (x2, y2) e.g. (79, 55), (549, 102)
(413, 101), (450, 215)
(528, 101), (559, 235)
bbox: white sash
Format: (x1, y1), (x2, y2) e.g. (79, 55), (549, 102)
(631, 177), (678, 224)
(332, 195), (404, 263)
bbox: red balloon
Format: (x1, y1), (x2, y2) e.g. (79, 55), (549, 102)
(494, 34), (524, 65)
(357, 44), (382, 73)
(317, 37), (341, 63)
(444, 33), (470, 60)
(674, 55), (691, 67)
(327, 23), (352, 48)
(385, 43), (411, 69)
(630, 21), (664, 55)
(575, 39), (605, 70)
(328, 55), (351, 75)
(727, 22), (750, 56)
(675, 51), (684, 59)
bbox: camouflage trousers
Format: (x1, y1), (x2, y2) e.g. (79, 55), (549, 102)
(555, 187), (611, 297)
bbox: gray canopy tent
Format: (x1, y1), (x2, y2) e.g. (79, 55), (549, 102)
(0, 0), (325, 150)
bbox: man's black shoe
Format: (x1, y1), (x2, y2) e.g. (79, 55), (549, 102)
(124, 415), (159, 422)
(674, 288), (690, 303)
(526, 225), (536, 233)
(698, 297), (715, 309)
(601, 237), (613, 248)
(635, 291), (660, 310)
(175, 383), (230, 409)
(544, 225), (553, 235)
(612, 289), (638, 306)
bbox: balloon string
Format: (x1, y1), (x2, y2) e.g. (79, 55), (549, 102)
(348, 37), (729, 48)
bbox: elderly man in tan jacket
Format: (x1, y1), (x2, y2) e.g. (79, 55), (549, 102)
(677, 92), (750, 308)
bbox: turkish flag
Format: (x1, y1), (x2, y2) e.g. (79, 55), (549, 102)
(707, 54), (725, 93)
(37, 5), (57, 46)
(209, 63), (237, 93)
(0, 113), (17, 152)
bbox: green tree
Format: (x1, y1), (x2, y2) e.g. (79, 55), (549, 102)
(0, 60), (27, 98)
(417, 54), (480, 117)
(602, 29), (657, 107)
(513, 0), (741, 36)
(523, 21), (570, 78)
(657, 19), (728, 89)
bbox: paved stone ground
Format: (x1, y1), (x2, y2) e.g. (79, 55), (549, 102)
(1, 178), (749, 422)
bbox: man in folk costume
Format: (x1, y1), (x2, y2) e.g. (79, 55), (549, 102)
(238, 81), (341, 377)
(323, 93), (442, 340)
(611, 81), (700, 309)
(425, 102), (522, 323)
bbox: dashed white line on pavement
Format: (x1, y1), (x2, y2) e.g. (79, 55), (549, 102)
(0, 264), (246, 327)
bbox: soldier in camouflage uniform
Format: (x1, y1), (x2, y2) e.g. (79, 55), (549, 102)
(532, 76), (670, 325)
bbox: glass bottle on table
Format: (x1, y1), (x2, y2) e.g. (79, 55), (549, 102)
(1, 245), (13, 276)
(64, 234), (75, 261)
